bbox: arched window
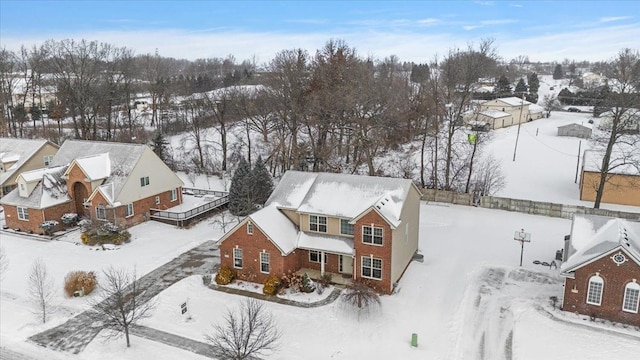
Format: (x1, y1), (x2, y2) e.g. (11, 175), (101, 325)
(586, 275), (604, 306)
(623, 282), (640, 313)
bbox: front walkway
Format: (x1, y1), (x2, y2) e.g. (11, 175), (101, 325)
(209, 283), (342, 308)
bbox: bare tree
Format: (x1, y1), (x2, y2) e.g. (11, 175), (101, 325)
(341, 280), (381, 309)
(206, 298), (281, 360)
(590, 48), (640, 208)
(0, 246), (9, 279)
(28, 258), (55, 324)
(473, 154), (507, 196)
(90, 267), (156, 347)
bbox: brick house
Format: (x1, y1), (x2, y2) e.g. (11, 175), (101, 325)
(217, 171), (421, 294)
(561, 215), (640, 326)
(1, 140), (183, 234)
(579, 150), (640, 206)
(0, 138), (59, 197)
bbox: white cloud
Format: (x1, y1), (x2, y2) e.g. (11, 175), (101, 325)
(418, 18), (440, 25)
(480, 19), (518, 26)
(1, 23), (638, 64)
(463, 25), (480, 31)
(599, 16), (632, 23)
(509, 3), (523, 8)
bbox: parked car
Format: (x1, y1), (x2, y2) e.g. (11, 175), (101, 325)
(588, 119), (594, 124)
(568, 107), (581, 112)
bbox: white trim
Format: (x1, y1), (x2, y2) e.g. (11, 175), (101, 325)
(360, 255), (383, 280)
(622, 282), (640, 313)
(140, 176), (150, 187)
(562, 246), (640, 276)
(125, 203), (134, 218)
(309, 250), (327, 264)
(260, 251), (270, 274)
(247, 222), (253, 235)
(586, 275), (604, 306)
(155, 196), (160, 205)
(309, 214), (327, 233)
(17, 206), (29, 221)
(96, 206), (107, 221)
(340, 218), (355, 236)
(170, 188), (177, 202)
(233, 247), (243, 269)
(362, 225), (384, 246)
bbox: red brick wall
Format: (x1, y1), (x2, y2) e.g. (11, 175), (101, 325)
(353, 210), (393, 294)
(66, 164), (92, 215)
(299, 250), (340, 273)
(220, 221), (299, 284)
(3, 202), (73, 234)
(563, 252), (640, 326)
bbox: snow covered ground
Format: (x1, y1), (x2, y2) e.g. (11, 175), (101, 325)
(2, 202), (638, 359)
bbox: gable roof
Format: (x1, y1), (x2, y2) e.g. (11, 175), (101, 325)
(558, 123), (591, 130)
(0, 138), (57, 186)
(1, 166), (70, 209)
(479, 110), (510, 119)
(561, 214), (640, 274)
(53, 140), (148, 203)
(267, 170), (413, 227)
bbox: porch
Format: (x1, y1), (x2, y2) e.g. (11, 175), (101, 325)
(149, 187), (228, 226)
(296, 268), (354, 287)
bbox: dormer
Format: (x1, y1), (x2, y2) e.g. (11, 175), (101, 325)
(16, 170), (43, 198)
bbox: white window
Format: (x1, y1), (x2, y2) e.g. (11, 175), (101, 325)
(361, 256), (383, 280)
(43, 155), (54, 166)
(309, 215), (327, 232)
(17, 206), (29, 221)
(125, 203), (134, 218)
(233, 248), (243, 268)
(170, 188), (177, 201)
(247, 222), (253, 235)
(140, 176), (150, 187)
(363, 225), (383, 245)
(623, 282), (640, 313)
(309, 250), (327, 264)
(96, 207), (107, 220)
(260, 252), (270, 273)
(586, 275), (604, 306)
(20, 183), (25, 191)
(340, 219), (354, 235)
(155, 196), (160, 205)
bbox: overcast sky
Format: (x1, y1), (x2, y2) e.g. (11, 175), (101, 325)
(1, 1), (638, 65)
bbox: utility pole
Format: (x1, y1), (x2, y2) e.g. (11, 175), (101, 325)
(512, 94), (525, 162)
(574, 140), (582, 183)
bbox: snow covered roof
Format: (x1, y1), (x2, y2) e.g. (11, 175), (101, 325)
(529, 104), (544, 114)
(268, 170), (412, 227)
(297, 232), (354, 255)
(562, 215), (640, 273)
(247, 204), (299, 255)
(53, 140), (147, 203)
(582, 149), (640, 175)
(0, 138), (54, 186)
(479, 110), (510, 118)
(74, 153), (111, 181)
(558, 123), (591, 130)
(1, 166), (70, 209)
(491, 97), (532, 107)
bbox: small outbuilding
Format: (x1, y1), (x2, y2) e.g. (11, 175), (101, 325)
(557, 123), (592, 139)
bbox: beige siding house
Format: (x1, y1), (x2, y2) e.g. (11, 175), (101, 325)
(218, 171), (422, 294)
(0, 138), (59, 197)
(1, 140), (183, 234)
(471, 97), (543, 130)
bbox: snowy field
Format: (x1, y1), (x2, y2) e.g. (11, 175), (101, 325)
(3, 203), (638, 359)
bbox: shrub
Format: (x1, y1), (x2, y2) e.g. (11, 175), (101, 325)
(39, 220), (59, 235)
(263, 274), (281, 296)
(300, 273), (315, 293)
(342, 279), (380, 309)
(78, 219), (92, 232)
(80, 222), (131, 246)
(318, 273), (332, 287)
(281, 270), (303, 292)
(64, 271), (97, 297)
(202, 274), (212, 286)
(61, 213), (78, 226)
(215, 265), (235, 285)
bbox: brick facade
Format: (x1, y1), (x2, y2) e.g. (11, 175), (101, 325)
(3, 201), (74, 234)
(563, 251), (640, 326)
(219, 221), (301, 284)
(353, 210), (394, 294)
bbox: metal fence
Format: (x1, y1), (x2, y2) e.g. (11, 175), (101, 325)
(150, 188), (229, 224)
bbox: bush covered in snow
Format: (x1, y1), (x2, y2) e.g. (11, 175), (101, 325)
(81, 222), (131, 246)
(78, 219), (92, 232)
(64, 270), (97, 297)
(39, 220), (59, 235)
(300, 273), (315, 293)
(61, 213), (78, 226)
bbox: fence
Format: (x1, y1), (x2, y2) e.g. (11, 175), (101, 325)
(150, 188), (229, 226)
(421, 189), (640, 221)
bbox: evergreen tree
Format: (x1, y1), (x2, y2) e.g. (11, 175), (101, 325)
(410, 63), (430, 83)
(527, 72), (540, 94)
(514, 78), (528, 95)
(553, 64), (563, 79)
(495, 75), (512, 97)
(150, 131), (169, 163)
(251, 156), (274, 205)
(228, 157), (253, 216)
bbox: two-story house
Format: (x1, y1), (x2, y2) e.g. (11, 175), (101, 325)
(473, 97), (543, 130)
(0, 138), (59, 197)
(1, 140), (183, 234)
(217, 171), (422, 294)
(561, 215), (640, 326)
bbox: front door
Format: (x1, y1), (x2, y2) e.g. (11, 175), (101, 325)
(339, 255), (353, 275)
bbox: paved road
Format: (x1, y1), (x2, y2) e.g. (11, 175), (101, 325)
(0, 348), (40, 360)
(28, 240), (220, 354)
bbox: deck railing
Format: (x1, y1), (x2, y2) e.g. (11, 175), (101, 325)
(150, 188), (229, 222)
